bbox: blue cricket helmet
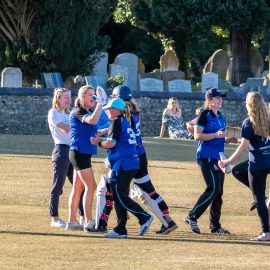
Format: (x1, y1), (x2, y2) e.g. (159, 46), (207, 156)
(112, 85), (132, 101)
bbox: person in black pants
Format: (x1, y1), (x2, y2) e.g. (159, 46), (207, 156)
(221, 92), (270, 241)
(184, 88), (236, 234)
(48, 88), (84, 228)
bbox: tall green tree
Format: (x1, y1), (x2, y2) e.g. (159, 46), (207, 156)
(0, 0), (118, 79)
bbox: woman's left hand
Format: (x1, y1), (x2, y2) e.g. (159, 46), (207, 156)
(90, 136), (102, 145)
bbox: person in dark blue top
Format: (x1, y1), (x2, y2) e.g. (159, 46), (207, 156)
(114, 86), (178, 235)
(91, 98), (153, 238)
(66, 85), (103, 232)
(221, 92), (270, 241)
(185, 88), (236, 235)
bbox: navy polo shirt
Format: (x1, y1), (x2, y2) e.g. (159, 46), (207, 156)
(196, 109), (226, 160)
(69, 105), (98, 154)
(107, 115), (139, 171)
(131, 112), (145, 155)
(241, 117), (270, 170)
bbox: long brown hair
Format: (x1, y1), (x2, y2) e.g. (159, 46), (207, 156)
(52, 88), (71, 113)
(246, 92), (270, 138)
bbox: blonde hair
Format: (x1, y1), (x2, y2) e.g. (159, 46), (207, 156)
(74, 85), (94, 107)
(52, 88), (71, 113)
(246, 92), (270, 138)
(167, 97), (180, 113)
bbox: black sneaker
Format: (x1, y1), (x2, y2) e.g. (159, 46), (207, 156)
(87, 225), (108, 234)
(211, 227), (230, 234)
(250, 201), (257, 211)
(155, 221), (178, 235)
(184, 216), (200, 234)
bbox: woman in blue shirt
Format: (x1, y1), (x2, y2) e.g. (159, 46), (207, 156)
(185, 88), (236, 234)
(91, 98), (153, 238)
(221, 92), (270, 241)
(66, 85), (103, 232)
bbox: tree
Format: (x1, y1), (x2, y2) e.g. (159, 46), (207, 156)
(0, 0), (118, 79)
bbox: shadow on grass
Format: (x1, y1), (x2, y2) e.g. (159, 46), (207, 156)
(1, 230), (269, 246)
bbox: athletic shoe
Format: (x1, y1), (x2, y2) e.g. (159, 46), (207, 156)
(50, 219), (66, 228)
(104, 230), (127, 239)
(155, 221), (178, 235)
(251, 233), (270, 241)
(140, 215), (153, 236)
(65, 221), (83, 231)
(79, 216), (85, 226)
(84, 220), (96, 232)
(211, 227), (230, 234)
(87, 225), (108, 234)
(250, 197), (267, 211)
(184, 216), (200, 234)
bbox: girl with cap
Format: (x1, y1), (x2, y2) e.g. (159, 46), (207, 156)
(220, 92), (270, 241)
(91, 98), (153, 238)
(184, 87), (236, 234)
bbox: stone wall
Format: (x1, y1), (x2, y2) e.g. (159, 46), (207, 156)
(0, 88), (269, 136)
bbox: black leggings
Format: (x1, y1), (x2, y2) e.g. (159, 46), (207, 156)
(249, 168), (270, 233)
(232, 160), (249, 188)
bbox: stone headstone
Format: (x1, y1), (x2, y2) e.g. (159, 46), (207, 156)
(250, 47), (264, 78)
(162, 71), (185, 91)
(203, 49), (230, 80)
(159, 50), (179, 72)
(109, 64), (129, 85)
(218, 79), (231, 90)
(93, 52), (108, 77)
(139, 78), (163, 92)
(85, 76), (106, 89)
(1, 67), (22, 88)
(201, 72), (218, 92)
(114, 53), (138, 91)
(240, 78), (264, 95)
(168, 80), (192, 93)
(41, 72), (64, 88)
(138, 58), (145, 74)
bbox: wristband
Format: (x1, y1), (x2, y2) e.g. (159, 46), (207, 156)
(98, 141), (102, 147)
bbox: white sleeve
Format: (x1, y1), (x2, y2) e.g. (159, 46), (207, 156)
(48, 109), (62, 127)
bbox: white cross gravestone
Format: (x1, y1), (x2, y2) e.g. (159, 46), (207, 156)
(109, 64), (129, 85)
(93, 52), (108, 77)
(201, 72), (218, 92)
(114, 53), (138, 91)
(139, 78), (163, 92)
(1, 67), (22, 88)
(168, 79), (192, 93)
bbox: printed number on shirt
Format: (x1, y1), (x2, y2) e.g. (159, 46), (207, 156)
(135, 122), (141, 137)
(127, 128), (136, 144)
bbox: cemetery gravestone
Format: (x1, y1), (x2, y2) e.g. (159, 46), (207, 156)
(139, 78), (164, 92)
(250, 47), (264, 78)
(109, 64), (129, 85)
(114, 53), (138, 91)
(93, 52), (108, 77)
(201, 72), (218, 92)
(85, 76), (106, 89)
(159, 50), (179, 72)
(240, 78), (264, 95)
(168, 80), (192, 93)
(41, 72), (64, 88)
(1, 67), (22, 88)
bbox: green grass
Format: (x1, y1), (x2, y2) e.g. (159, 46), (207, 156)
(0, 135), (269, 270)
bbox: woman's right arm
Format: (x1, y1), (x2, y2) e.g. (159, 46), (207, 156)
(194, 127), (226, 141)
(49, 110), (70, 133)
(83, 102), (103, 125)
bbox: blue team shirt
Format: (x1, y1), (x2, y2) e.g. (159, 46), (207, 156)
(196, 109), (226, 160)
(69, 105), (98, 154)
(241, 117), (270, 170)
(131, 112), (146, 155)
(107, 115), (139, 171)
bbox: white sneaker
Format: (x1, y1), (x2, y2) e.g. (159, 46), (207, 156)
(140, 215), (153, 236)
(84, 220), (96, 232)
(65, 221), (83, 231)
(50, 219), (66, 228)
(104, 230), (127, 239)
(79, 216), (85, 226)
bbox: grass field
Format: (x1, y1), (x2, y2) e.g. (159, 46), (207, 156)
(0, 134), (269, 270)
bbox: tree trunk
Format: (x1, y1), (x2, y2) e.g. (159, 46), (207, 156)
(231, 30), (252, 86)
(172, 32), (191, 78)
